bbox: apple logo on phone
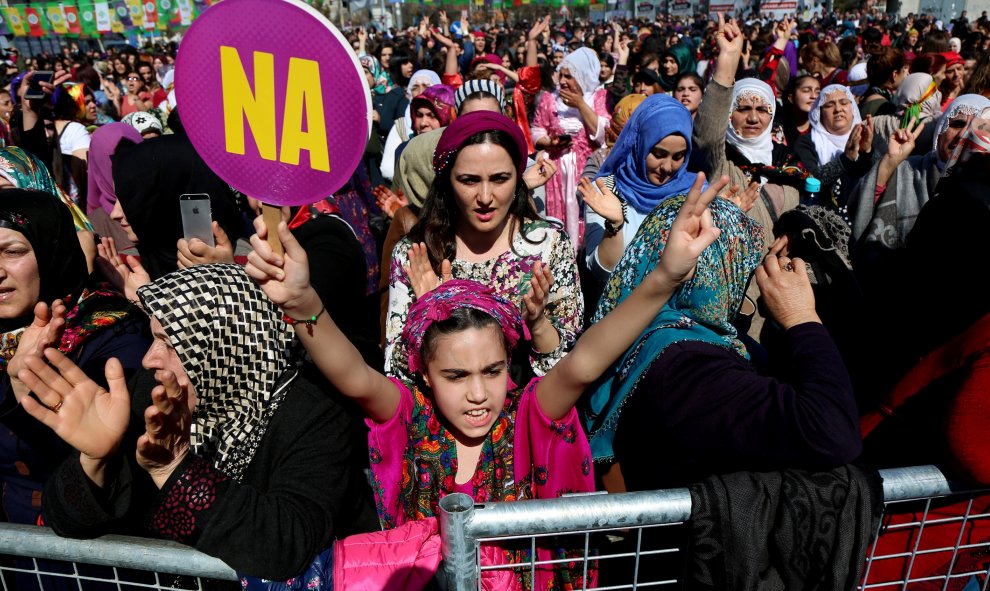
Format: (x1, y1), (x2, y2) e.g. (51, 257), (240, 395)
(192, 207), (200, 214)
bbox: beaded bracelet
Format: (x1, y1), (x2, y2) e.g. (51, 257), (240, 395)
(283, 305), (326, 330)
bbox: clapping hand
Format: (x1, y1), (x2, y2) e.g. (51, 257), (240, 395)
(523, 152), (558, 190)
(96, 236), (150, 302)
(722, 180), (760, 213)
(522, 260), (554, 331)
(7, 301), (67, 402)
(136, 370), (192, 489)
(402, 242), (452, 299)
(578, 177), (624, 228)
(374, 185), (409, 218)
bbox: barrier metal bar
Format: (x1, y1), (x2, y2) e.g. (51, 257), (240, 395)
(438, 465), (974, 591)
(0, 523), (238, 581)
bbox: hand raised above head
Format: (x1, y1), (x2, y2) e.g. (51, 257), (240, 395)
(245, 217), (317, 315)
(652, 172), (727, 286)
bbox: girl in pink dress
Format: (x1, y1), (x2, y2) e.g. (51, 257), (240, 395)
(531, 47), (612, 251)
(246, 113), (728, 590)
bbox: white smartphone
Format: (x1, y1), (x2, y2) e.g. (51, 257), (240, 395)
(179, 194), (215, 247)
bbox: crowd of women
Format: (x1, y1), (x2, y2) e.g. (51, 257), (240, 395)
(1, 5), (989, 589)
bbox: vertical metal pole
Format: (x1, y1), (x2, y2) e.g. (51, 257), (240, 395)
(439, 493), (479, 591)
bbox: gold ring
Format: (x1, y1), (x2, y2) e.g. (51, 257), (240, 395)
(50, 400), (63, 414)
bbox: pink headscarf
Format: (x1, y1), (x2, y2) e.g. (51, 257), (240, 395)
(403, 279), (529, 374)
(86, 123), (143, 214)
(432, 111), (527, 176)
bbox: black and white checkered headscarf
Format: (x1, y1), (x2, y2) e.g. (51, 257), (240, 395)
(138, 264), (293, 481)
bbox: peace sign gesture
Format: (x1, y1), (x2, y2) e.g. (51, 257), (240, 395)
(888, 118), (925, 164)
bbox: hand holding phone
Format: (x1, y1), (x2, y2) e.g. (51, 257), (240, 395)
(24, 71), (54, 101)
(179, 194), (215, 248)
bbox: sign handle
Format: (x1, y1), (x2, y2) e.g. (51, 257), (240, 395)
(262, 203), (284, 258)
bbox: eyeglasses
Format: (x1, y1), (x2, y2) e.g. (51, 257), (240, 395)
(126, 76), (141, 81)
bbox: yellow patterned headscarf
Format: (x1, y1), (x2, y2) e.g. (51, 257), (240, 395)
(606, 93), (647, 148)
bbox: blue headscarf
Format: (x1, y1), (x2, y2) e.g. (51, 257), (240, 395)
(579, 195), (766, 461)
(596, 94), (698, 215)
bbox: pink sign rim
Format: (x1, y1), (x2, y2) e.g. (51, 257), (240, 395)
(175, 0), (371, 206)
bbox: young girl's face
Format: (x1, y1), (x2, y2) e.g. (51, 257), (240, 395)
(424, 325), (509, 446)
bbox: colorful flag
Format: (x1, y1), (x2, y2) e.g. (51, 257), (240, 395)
(78, 1), (99, 34)
(126, 0), (145, 26)
(93, 1), (112, 32)
(1, 7), (24, 36)
(45, 3), (68, 34)
(23, 6), (47, 36)
(156, 0), (177, 29)
(112, 0), (132, 27)
(143, 0), (158, 28)
(63, 4), (84, 34)
(176, 0), (192, 25)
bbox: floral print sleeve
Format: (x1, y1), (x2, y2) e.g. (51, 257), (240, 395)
(384, 237), (416, 382)
(529, 224), (583, 375)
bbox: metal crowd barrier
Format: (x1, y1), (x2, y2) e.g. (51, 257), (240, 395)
(438, 465), (990, 591)
(0, 465), (985, 590)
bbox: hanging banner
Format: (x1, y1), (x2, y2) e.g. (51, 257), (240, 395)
(709, 0), (742, 16)
(94, 1), (113, 32)
(112, 0), (132, 26)
(143, 0), (159, 28)
(126, 0), (145, 27)
(64, 4), (84, 34)
(24, 6), (47, 36)
(177, 0), (193, 24)
(761, 0), (798, 18)
(175, 0), (372, 206)
(635, 0), (655, 19)
(77, 1), (99, 34)
(4, 7), (28, 36)
(0, 10), (9, 35)
(46, 3), (69, 34)
(669, 0), (692, 15)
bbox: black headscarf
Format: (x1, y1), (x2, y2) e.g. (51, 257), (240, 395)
(0, 189), (88, 333)
(111, 133), (244, 280)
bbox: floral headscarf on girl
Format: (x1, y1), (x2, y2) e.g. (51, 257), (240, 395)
(809, 83), (862, 167)
(410, 84), (457, 131)
(582, 195), (765, 461)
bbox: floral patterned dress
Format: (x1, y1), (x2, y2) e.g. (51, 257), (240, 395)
(385, 219), (583, 383)
(368, 376), (595, 590)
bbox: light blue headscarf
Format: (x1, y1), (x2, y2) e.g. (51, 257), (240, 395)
(580, 195), (766, 461)
(596, 94), (698, 215)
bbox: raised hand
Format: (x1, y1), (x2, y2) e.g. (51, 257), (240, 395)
(96, 236), (150, 302)
(402, 242), (452, 299)
(774, 15), (793, 48)
(528, 15), (550, 42)
(716, 13), (744, 56)
(653, 173), (727, 285)
(19, 349), (131, 485)
(858, 114), (875, 156)
(522, 260), (554, 330)
(578, 177), (624, 227)
(888, 118), (924, 164)
(844, 123), (865, 161)
(430, 27), (455, 48)
(176, 222), (234, 268)
(616, 38), (631, 65)
(7, 300), (68, 402)
(136, 370), (192, 488)
(245, 218), (316, 315)
(523, 152), (558, 190)
(722, 180), (760, 213)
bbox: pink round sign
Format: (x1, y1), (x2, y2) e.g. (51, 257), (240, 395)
(175, 0), (370, 206)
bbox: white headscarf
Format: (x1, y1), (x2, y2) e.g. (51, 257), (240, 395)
(895, 73), (941, 121)
(556, 47), (601, 117)
(726, 78), (775, 166)
(933, 94), (990, 168)
(848, 62), (869, 97)
(809, 84), (863, 166)
(402, 69), (442, 136)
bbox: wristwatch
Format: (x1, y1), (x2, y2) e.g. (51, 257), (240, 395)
(604, 200), (628, 237)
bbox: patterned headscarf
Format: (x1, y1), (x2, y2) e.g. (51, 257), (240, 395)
(137, 264), (294, 482)
(0, 146), (92, 231)
(402, 279), (529, 374)
(410, 84), (456, 130)
(581, 196), (765, 461)
(53, 83), (87, 120)
(726, 78), (776, 167)
(933, 94), (990, 167)
(454, 78), (506, 112)
(122, 110), (164, 136)
(896, 73), (941, 127)
(359, 54), (391, 95)
(596, 94), (698, 215)
(809, 84), (862, 167)
(606, 93), (647, 148)
(433, 111), (528, 176)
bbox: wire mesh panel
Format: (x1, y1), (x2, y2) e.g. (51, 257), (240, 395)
(859, 489), (990, 590)
(440, 466), (990, 591)
(0, 523), (237, 591)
